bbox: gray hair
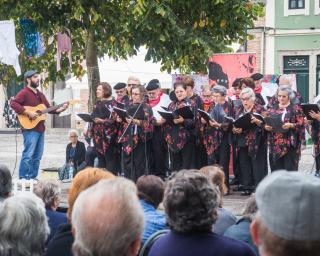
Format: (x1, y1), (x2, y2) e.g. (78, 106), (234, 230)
(277, 85), (295, 102)
(212, 85), (227, 97)
(127, 76), (141, 85)
(242, 195), (258, 221)
(33, 180), (61, 209)
(72, 177), (144, 256)
(0, 164), (12, 199)
(68, 129), (79, 138)
(240, 87), (256, 101)
(0, 193), (49, 256)
(164, 170), (220, 233)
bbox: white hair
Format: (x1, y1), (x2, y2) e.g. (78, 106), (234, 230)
(0, 193), (49, 256)
(277, 85), (295, 102)
(72, 177), (144, 256)
(127, 76), (141, 85)
(68, 129), (79, 138)
(240, 87), (256, 102)
(33, 180), (61, 209)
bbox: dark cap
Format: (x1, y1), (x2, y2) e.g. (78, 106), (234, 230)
(114, 82), (126, 90)
(24, 70), (38, 80)
(146, 79), (160, 91)
(250, 73), (264, 81)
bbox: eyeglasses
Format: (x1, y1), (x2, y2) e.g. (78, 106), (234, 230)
(202, 95), (212, 98)
(69, 135), (78, 138)
(277, 95), (288, 98)
(115, 90), (126, 94)
(240, 97), (251, 101)
(128, 84), (139, 87)
(132, 92), (140, 96)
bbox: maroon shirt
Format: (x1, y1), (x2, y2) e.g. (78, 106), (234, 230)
(11, 86), (54, 133)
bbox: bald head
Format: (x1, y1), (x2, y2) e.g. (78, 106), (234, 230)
(72, 177), (144, 256)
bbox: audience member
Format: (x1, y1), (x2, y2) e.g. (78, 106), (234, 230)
(72, 177), (144, 256)
(0, 193), (49, 256)
(199, 165), (237, 235)
(0, 164), (12, 202)
(224, 195), (258, 255)
(136, 175), (167, 244)
(46, 168), (115, 256)
(149, 170), (255, 256)
(250, 171), (320, 256)
(66, 130), (86, 172)
(34, 180), (67, 244)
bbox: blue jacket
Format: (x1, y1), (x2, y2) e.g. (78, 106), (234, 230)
(140, 199), (167, 244)
(224, 218), (258, 255)
(46, 209), (68, 244)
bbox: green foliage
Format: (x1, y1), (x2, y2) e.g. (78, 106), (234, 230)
(0, 0), (264, 86)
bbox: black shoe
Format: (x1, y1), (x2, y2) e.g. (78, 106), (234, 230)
(233, 185), (244, 192)
(315, 171), (320, 178)
(241, 190), (252, 196)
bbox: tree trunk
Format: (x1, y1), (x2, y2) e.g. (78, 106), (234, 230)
(86, 29), (100, 112)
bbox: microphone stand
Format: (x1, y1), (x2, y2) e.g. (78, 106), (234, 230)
(117, 95), (148, 180)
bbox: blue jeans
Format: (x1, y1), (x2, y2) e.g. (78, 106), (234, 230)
(19, 131), (44, 179)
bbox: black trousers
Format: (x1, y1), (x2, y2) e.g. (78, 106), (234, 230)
(97, 143), (119, 175)
(232, 141), (241, 183)
(150, 126), (168, 178)
(316, 154), (320, 171)
(170, 136), (196, 172)
(269, 147), (299, 172)
(85, 146), (97, 167)
(123, 140), (151, 182)
(239, 143), (267, 190)
(196, 142), (208, 169)
(208, 135), (230, 189)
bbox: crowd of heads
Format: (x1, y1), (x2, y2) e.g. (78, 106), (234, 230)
(0, 163), (320, 256)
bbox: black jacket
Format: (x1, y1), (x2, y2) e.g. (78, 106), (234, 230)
(46, 223), (73, 256)
(66, 141), (86, 170)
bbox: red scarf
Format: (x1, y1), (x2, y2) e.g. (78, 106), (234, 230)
(254, 85), (262, 94)
(148, 92), (163, 107)
(203, 100), (214, 112)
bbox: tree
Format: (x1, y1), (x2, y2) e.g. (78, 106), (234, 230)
(0, 0), (263, 108)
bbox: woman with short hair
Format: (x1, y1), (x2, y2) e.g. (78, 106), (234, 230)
(33, 180), (67, 244)
(201, 85), (233, 190)
(265, 85), (305, 171)
(233, 88), (267, 196)
(90, 82), (119, 174)
(117, 85), (154, 182)
(162, 82), (197, 171)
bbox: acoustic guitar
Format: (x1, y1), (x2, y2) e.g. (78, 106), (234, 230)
(17, 99), (80, 129)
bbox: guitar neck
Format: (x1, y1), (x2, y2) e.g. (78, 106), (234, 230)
(42, 102), (66, 114)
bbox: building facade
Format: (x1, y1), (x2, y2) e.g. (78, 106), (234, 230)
(265, 0), (320, 102)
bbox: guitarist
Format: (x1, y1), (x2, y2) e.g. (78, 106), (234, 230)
(11, 70), (68, 180)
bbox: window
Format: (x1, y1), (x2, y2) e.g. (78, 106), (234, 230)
(315, 0), (320, 15)
(289, 0), (305, 9)
(284, 0), (309, 16)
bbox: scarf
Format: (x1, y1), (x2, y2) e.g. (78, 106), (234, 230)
(148, 92), (163, 108)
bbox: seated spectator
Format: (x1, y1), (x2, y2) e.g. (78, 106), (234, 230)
(0, 164), (12, 202)
(136, 175), (167, 244)
(60, 130), (86, 180)
(72, 177), (144, 256)
(46, 168), (115, 256)
(250, 171), (320, 256)
(33, 180), (67, 244)
(200, 165), (237, 235)
(0, 193), (49, 256)
(149, 170), (255, 256)
(224, 195), (258, 255)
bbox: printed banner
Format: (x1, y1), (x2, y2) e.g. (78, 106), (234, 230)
(208, 53), (256, 88)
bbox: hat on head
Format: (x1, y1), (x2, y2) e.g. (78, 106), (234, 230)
(24, 70), (38, 80)
(256, 171), (320, 241)
(250, 73), (263, 81)
(146, 79), (160, 91)
(114, 82), (126, 90)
